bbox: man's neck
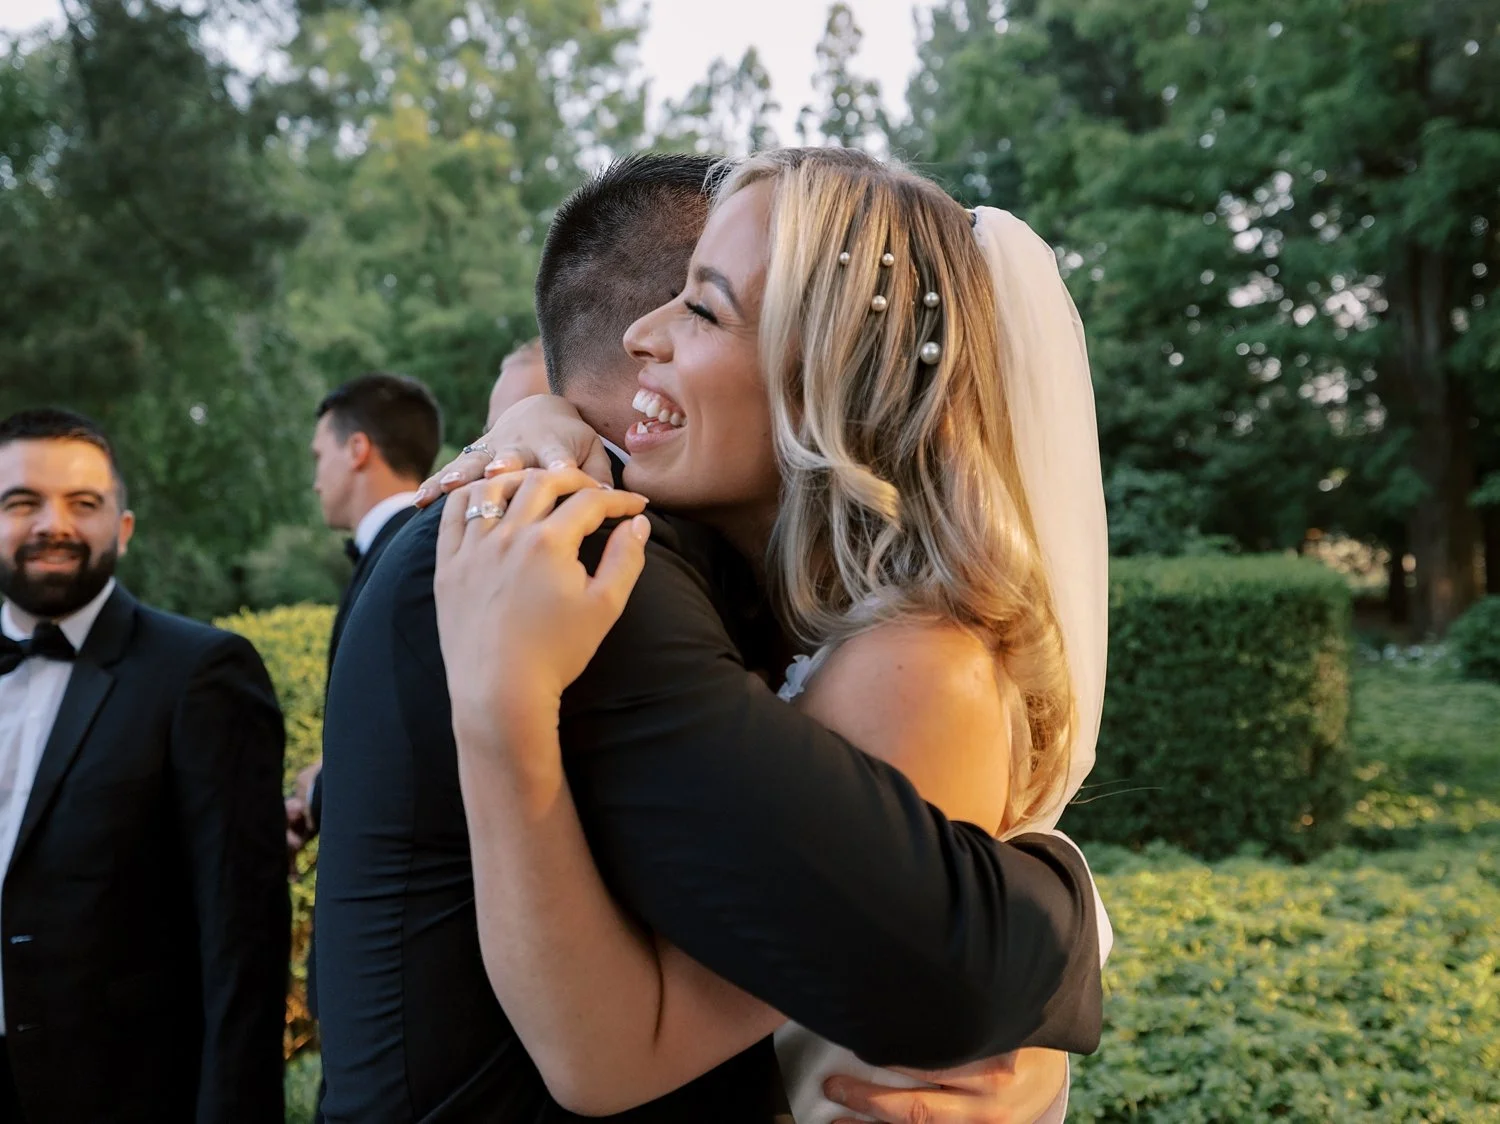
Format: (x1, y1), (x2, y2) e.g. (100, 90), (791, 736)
(353, 490), (419, 553)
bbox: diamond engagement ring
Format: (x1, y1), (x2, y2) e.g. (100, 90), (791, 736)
(464, 501), (505, 522)
(462, 442), (495, 459)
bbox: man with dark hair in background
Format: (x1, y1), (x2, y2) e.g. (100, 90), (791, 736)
(286, 371), (443, 853)
(0, 408), (287, 1123)
(315, 153), (1104, 1122)
(287, 374), (443, 1106)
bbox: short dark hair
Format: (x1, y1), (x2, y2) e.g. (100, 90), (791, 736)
(0, 407), (128, 505)
(535, 153), (727, 392)
(316, 373), (443, 480)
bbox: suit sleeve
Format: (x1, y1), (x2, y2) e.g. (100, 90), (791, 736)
(559, 532), (1102, 1068)
(170, 634), (291, 1123)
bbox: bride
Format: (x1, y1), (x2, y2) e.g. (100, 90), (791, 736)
(433, 146), (1108, 1122)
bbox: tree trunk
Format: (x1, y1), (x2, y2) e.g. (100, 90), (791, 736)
(1386, 529), (1410, 625)
(1387, 245), (1481, 636)
(1484, 505), (1500, 596)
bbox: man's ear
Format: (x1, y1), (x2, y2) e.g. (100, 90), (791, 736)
(347, 431), (373, 471)
(116, 510), (136, 557)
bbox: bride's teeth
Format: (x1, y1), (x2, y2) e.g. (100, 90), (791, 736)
(656, 406), (673, 423)
(670, 412), (685, 426)
(632, 389), (649, 412)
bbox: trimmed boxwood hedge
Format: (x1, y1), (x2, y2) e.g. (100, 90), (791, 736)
(1060, 556), (1353, 860)
(217, 603), (334, 1059)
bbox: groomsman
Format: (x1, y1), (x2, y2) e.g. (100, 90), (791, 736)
(285, 372), (443, 851)
(0, 408), (288, 1123)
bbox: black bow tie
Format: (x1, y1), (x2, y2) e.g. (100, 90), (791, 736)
(0, 621), (78, 676)
(344, 538), (362, 564)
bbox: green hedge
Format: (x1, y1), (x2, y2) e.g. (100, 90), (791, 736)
(1061, 556), (1353, 860)
(217, 603), (333, 1058)
(1450, 596), (1500, 684)
(1072, 840), (1500, 1122)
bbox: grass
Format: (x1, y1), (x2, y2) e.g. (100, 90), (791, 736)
(1344, 664), (1500, 848)
(284, 664), (1500, 1122)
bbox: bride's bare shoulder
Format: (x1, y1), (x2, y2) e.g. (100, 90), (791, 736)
(799, 621), (1009, 829)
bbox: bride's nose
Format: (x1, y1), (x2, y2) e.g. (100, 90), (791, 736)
(624, 300), (672, 365)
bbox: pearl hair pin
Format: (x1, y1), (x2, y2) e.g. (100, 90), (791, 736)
(919, 341), (942, 364)
(880, 251), (895, 267)
(870, 294), (888, 312)
(838, 251), (851, 266)
(923, 291), (941, 308)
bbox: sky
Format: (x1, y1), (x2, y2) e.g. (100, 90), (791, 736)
(0, 0), (924, 141)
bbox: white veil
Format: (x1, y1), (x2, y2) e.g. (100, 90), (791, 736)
(971, 207), (1109, 829)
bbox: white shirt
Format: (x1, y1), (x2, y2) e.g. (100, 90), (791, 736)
(353, 492), (419, 555)
(0, 577), (116, 1034)
(600, 437), (629, 465)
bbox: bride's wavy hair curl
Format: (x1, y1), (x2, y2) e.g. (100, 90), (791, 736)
(717, 147), (1074, 830)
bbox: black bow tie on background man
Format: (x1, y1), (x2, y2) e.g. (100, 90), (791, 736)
(344, 538), (362, 565)
(0, 620), (78, 675)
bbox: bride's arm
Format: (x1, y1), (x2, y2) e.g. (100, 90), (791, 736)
(455, 616), (1020, 1115)
(454, 706), (783, 1115)
(436, 470), (782, 1116)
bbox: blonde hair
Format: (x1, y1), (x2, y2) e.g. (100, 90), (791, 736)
(718, 148), (1074, 829)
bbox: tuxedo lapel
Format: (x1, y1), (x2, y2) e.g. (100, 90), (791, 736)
(329, 504), (418, 676)
(11, 585), (137, 867)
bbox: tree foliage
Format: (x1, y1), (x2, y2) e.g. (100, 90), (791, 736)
(0, 0), (315, 616)
(2, 0), (1493, 626)
(901, 0), (1499, 631)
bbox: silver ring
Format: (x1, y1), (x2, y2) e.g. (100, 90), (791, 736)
(462, 442), (494, 459)
(464, 501), (505, 522)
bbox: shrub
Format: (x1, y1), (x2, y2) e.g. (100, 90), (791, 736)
(216, 603), (333, 1059)
(1073, 840), (1500, 1122)
(216, 603), (333, 786)
(1061, 556), (1353, 860)
(120, 533), (240, 621)
(242, 523), (349, 611)
(1449, 596), (1500, 683)
(1346, 665), (1500, 849)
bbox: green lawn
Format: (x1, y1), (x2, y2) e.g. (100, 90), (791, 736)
(286, 665), (1500, 1122)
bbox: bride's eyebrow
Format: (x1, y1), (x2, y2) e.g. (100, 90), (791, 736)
(693, 265), (743, 318)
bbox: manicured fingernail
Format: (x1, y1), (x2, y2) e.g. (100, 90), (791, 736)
(412, 488), (428, 505)
(823, 1078), (846, 1103)
(548, 459), (570, 470)
(631, 514), (650, 542)
(441, 471), (462, 485)
(599, 481), (613, 490)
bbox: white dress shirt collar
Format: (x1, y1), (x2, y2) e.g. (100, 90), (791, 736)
(2, 576), (117, 650)
(601, 437), (629, 465)
(353, 492), (419, 555)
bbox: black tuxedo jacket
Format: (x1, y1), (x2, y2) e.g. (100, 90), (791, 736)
(330, 504), (420, 674)
(0, 585), (290, 1123)
(309, 502), (420, 1021)
(316, 502), (420, 825)
(316, 504), (1102, 1123)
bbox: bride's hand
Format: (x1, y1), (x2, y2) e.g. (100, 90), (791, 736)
(415, 395), (613, 507)
(435, 466), (650, 731)
(824, 1049), (1068, 1124)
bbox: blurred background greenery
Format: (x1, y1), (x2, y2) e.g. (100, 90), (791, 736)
(2, 0), (1495, 633)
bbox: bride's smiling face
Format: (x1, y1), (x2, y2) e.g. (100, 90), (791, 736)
(620, 181), (781, 547)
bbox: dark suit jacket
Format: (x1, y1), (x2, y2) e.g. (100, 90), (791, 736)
(316, 504), (1102, 1123)
(309, 501), (420, 1020)
(1, 585), (290, 1123)
(329, 504), (420, 676)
